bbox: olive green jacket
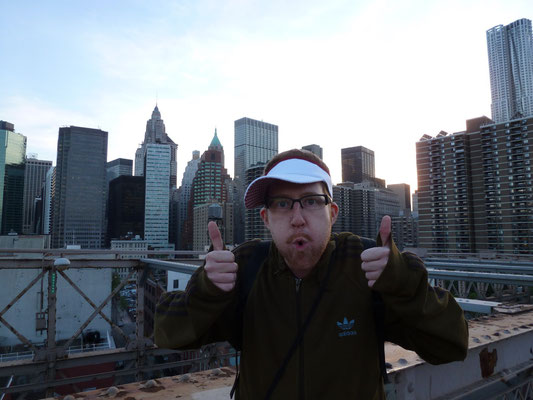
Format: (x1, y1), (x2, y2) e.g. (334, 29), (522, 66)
(155, 233), (468, 399)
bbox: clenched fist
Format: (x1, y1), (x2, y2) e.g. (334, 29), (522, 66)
(204, 221), (238, 292)
(361, 216), (392, 288)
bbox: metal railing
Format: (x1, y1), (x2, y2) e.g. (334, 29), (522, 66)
(0, 250), (213, 399)
(0, 351), (34, 363)
(0, 249), (532, 399)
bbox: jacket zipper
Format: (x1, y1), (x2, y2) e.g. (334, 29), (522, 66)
(295, 277), (304, 400)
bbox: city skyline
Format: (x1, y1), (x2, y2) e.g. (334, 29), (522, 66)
(1, 1), (532, 192)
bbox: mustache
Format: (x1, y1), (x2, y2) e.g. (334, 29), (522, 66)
(286, 233), (312, 244)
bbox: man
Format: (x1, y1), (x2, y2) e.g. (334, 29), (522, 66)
(155, 149), (468, 399)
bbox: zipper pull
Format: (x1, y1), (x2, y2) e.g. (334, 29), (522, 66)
(295, 277), (302, 292)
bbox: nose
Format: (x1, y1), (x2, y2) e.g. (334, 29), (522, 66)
(290, 202), (306, 227)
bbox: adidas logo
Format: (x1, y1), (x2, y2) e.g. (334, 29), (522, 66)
(337, 317), (357, 337)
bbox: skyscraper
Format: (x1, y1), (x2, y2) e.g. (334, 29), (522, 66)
(134, 105), (177, 187)
(234, 117), (278, 244)
(416, 115), (533, 254)
(42, 166), (55, 235)
(234, 118), (278, 182)
(0, 121), (27, 235)
(387, 183), (411, 215)
(173, 151), (200, 249)
(244, 163), (271, 241)
(52, 126), (108, 249)
(184, 131), (232, 250)
(341, 146), (375, 184)
(107, 158), (132, 183)
(487, 18), (533, 123)
(144, 144), (171, 248)
(191, 131), (231, 208)
(332, 183), (376, 238)
(22, 157), (53, 234)
(302, 144), (323, 159)
(107, 175), (145, 245)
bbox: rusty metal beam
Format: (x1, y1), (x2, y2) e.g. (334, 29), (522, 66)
(0, 316), (37, 353)
(0, 248), (205, 256)
(0, 259), (204, 269)
(57, 270), (128, 344)
(0, 352), (236, 395)
(0, 270), (45, 317)
(135, 267), (146, 383)
(60, 269), (136, 352)
(0, 347), (184, 377)
(0, 260), (139, 269)
(141, 258), (199, 274)
(45, 264), (57, 398)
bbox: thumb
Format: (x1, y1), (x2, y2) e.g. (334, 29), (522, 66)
(208, 221), (224, 251)
(379, 215), (391, 247)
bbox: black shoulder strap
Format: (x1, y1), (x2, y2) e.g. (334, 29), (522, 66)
(231, 237), (388, 399)
(361, 236), (389, 385)
(264, 237), (339, 400)
(231, 240), (271, 399)
(233, 240), (271, 351)
(239, 240), (271, 315)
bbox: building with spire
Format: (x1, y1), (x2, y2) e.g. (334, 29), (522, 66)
(190, 130), (231, 207)
(183, 130), (233, 250)
(134, 105), (178, 188)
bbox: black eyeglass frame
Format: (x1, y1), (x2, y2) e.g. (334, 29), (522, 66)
(264, 194), (332, 210)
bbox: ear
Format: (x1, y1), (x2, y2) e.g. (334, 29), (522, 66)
(330, 202), (339, 225)
(260, 207), (270, 229)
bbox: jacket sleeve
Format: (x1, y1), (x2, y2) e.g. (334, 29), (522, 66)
(372, 239), (469, 365)
(154, 266), (238, 349)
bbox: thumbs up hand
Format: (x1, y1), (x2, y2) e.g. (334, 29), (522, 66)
(361, 216), (392, 288)
(204, 221), (238, 292)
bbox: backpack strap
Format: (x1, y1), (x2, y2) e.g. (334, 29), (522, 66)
(230, 240), (271, 398)
(240, 240), (271, 320)
(231, 237), (389, 398)
(264, 237), (339, 400)
(361, 236), (389, 385)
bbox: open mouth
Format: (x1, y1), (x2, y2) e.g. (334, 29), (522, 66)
(292, 238), (309, 249)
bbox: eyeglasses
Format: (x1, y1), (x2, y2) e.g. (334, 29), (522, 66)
(265, 194), (331, 212)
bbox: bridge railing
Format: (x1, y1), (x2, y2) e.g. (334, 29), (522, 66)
(0, 249), (532, 399)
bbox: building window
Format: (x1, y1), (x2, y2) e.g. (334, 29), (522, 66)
(173, 279), (179, 289)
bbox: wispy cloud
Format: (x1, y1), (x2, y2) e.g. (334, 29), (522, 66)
(0, 96), (98, 163)
(2, 0), (531, 190)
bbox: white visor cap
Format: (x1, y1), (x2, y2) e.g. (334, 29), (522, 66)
(244, 158), (333, 209)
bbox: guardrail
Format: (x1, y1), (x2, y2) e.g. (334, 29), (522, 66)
(0, 254), (215, 399)
(0, 250), (532, 399)
(425, 260), (533, 274)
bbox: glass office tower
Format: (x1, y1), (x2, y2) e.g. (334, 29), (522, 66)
(144, 143), (171, 247)
(0, 121), (26, 234)
(52, 126), (108, 248)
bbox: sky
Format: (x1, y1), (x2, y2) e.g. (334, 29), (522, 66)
(1, 0), (532, 193)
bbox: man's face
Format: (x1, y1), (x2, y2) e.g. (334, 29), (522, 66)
(260, 181), (339, 278)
